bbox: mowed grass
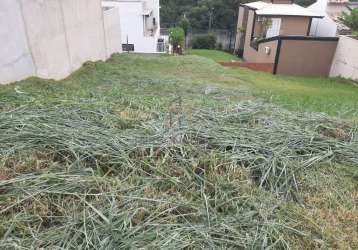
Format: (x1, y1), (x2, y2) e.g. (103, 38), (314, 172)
(0, 55), (245, 112)
(0, 54), (357, 249)
(186, 49), (240, 62)
(230, 67), (358, 118)
(185, 50), (358, 118)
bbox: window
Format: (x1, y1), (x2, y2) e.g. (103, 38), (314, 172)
(266, 18), (281, 38)
(122, 44), (135, 52)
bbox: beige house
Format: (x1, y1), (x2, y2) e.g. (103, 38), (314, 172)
(235, 0), (339, 77)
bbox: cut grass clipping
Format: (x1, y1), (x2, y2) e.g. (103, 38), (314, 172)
(0, 100), (357, 249)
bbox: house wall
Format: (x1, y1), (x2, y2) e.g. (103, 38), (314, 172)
(102, 0), (160, 53)
(61, 0), (107, 70)
(308, 0), (337, 37)
(145, 0), (160, 38)
(0, 0), (122, 85)
(243, 10), (259, 62)
(253, 16), (310, 38)
(277, 39), (338, 77)
(246, 40), (279, 64)
(20, 0), (73, 79)
(243, 10), (278, 64)
(330, 36), (358, 81)
(234, 6), (246, 51)
(0, 0), (35, 85)
(279, 16), (311, 36)
(103, 7), (123, 56)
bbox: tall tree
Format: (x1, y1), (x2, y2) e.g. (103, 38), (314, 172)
(160, 0), (314, 32)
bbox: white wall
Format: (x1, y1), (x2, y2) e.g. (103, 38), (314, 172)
(61, 0), (107, 70)
(0, 0), (122, 85)
(117, 1), (145, 49)
(103, 7), (123, 56)
(102, 0), (160, 53)
(20, 0), (73, 80)
(308, 0), (337, 37)
(330, 36), (358, 81)
(145, 0), (160, 37)
(0, 0), (35, 85)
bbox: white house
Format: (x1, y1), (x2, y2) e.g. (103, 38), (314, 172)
(102, 0), (162, 53)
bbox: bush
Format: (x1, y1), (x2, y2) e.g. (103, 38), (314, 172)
(191, 34), (217, 49)
(169, 27), (185, 54)
(340, 8), (358, 31)
(169, 27), (185, 47)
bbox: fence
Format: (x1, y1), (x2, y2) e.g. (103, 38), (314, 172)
(0, 0), (122, 85)
(187, 29), (236, 51)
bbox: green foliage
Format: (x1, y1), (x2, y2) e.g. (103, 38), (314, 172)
(294, 0), (316, 7)
(169, 27), (185, 47)
(340, 8), (358, 31)
(161, 0), (316, 32)
(161, 0), (240, 31)
(179, 16), (191, 36)
(192, 34), (217, 49)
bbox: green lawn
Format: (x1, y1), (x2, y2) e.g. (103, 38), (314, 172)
(184, 50), (358, 118)
(0, 54), (357, 249)
(186, 49), (240, 62)
(228, 67), (358, 118)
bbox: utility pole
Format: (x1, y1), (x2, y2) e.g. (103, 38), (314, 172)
(126, 35), (129, 54)
(208, 7), (214, 31)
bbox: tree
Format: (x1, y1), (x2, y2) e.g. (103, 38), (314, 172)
(340, 8), (358, 32)
(161, 0), (241, 31)
(179, 15), (191, 48)
(161, 0), (313, 36)
(294, 0), (315, 7)
(169, 27), (185, 54)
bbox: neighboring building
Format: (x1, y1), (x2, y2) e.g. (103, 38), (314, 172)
(308, 0), (339, 37)
(326, 0), (358, 20)
(308, 0), (358, 36)
(234, 0), (339, 77)
(0, 0), (122, 85)
(102, 0), (163, 53)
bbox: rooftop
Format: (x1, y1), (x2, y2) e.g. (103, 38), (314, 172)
(243, 1), (324, 18)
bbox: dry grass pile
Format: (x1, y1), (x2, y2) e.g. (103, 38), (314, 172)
(0, 100), (357, 249)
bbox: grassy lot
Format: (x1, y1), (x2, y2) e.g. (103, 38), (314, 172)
(0, 54), (357, 249)
(230, 67), (358, 118)
(185, 49), (358, 117)
(186, 49), (240, 62)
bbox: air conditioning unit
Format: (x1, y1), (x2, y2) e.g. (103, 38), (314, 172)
(265, 46), (271, 55)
